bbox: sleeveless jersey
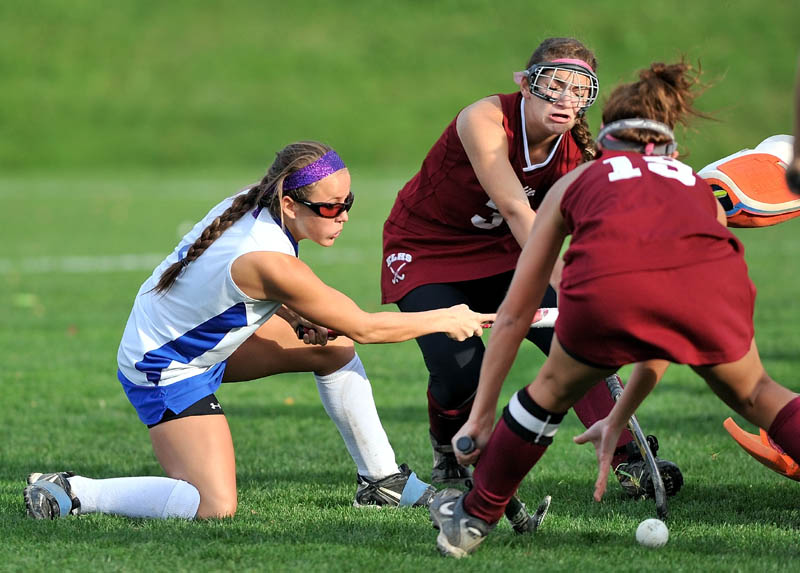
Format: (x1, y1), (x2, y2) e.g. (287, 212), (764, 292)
(381, 91), (583, 303)
(560, 151), (743, 290)
(117, 192), (298, 424)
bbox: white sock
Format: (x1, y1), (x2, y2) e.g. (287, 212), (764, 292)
(68, 475), (200, 519)
(315, 354), (400, 481)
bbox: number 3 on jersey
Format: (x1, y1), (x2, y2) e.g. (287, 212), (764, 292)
(471, 198), (504, 229)
(603, 155), (696, 186)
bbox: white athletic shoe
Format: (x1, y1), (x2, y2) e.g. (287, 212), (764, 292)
(428, 488), (493, 558)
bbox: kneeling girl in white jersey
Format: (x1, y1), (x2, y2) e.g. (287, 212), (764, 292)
(24, 141), (492, 520)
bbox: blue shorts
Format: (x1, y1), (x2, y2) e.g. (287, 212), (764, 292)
(117, 362), (226, 426)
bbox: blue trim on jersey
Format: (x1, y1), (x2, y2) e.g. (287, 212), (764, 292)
(135, 303), (248, 384)
(118, 362), (226, 425)
(269, 212), (299, 255)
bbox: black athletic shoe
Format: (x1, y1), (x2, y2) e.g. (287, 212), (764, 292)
(505, 494), (551, 534)
(354, 463), (436, 508)
(430, 433), (550, 533)
(24, 472), (81, 519)
(615, 435), (684, 499)
(430, 432), (473, 489)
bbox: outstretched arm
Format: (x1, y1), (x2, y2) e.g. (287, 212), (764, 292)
(610, 360), (670, 426)
(232, 252), (494, 344)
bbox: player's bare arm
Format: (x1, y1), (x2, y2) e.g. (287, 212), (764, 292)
(457, 97), (537, 247)
(233, 251), (491, 343)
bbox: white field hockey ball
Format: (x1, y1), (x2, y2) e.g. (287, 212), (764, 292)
(636, 518), (669, 548)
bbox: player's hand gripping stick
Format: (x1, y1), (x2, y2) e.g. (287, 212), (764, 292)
(456, 436), (476, 455)
(295, 325), (339, 340)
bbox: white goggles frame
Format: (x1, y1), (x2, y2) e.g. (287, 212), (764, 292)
(596, 118), (677, 155)
(526, 62), (599, 116)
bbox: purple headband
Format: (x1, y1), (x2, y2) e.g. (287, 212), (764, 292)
(282, 150), (346, 192)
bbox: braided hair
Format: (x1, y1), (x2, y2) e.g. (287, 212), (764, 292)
(153, 141), (333, 294)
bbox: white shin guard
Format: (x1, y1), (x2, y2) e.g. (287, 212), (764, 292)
(315, 354), (400, 481)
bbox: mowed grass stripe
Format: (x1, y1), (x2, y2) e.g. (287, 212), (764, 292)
(0, 249), (369, 274)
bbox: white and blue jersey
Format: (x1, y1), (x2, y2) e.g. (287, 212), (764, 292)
(117, 193), (298, 425)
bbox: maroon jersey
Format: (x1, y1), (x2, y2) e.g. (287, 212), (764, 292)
(556, 150), (755, 366)
(381, 91), (583, 303)
(559, 150), (743, 289)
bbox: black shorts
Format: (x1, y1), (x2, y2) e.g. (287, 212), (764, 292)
(147, 393), (225, 428)
(396, 271), (557, 406)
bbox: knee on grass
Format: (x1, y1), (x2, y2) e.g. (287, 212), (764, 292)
(195, 490), (238, 520)
(163, 479), (203, 519)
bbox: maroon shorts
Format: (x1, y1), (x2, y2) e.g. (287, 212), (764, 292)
(555, 255), (756, 368)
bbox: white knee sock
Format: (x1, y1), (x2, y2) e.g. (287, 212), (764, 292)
(315, 354), (400, 481)
(68, 475), (200, 519)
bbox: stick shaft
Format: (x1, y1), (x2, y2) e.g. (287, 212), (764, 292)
(605, 374), (669, 519)
(481, 307), (559, 330)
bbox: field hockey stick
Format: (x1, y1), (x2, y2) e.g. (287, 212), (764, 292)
(481, 307), (559, 330)
(456, 436), (552, 534)
(296, 307), (561, 340)
(605, 374), (669, 520)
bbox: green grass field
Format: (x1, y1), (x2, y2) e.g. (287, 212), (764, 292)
(3, 174), (800, 571)
(2, 1), (800, 571)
